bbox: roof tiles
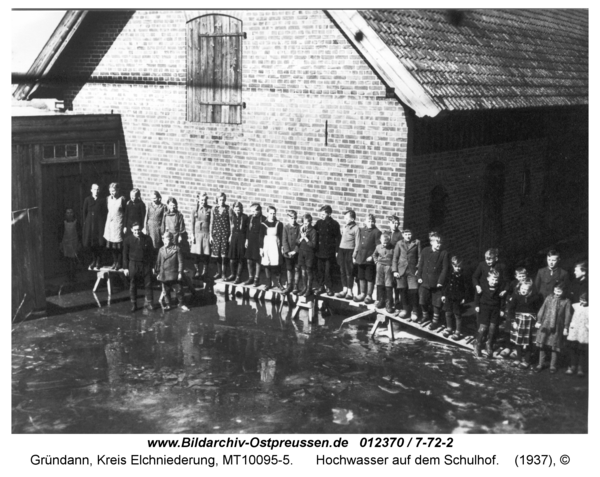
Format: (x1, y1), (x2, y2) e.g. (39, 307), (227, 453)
(358, 9), (588, 110)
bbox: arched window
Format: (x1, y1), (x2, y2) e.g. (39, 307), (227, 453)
(187, 14), (243, 124)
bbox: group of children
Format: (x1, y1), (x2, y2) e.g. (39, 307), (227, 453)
(64, 185), (588, 375)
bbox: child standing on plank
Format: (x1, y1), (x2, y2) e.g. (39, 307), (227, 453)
(210, 192), (231, 279)
(124, 188), (146, 236)
(144, 190), (166, 268)
(161, 197), (194, 296)
(474, 269), (505, 358)
(535, 281), (572, 373)
(441, 255), (468, 340)
(60, 207), (81, 282)
(227, 201), (248, 284)
(190, 192), (211, 280)
(155, 231), (188, 311)
(565, 292), (588, 376)
(82, 183), (106, 270)
(506, 278), (541, 368)
(260, 205), (284, 291)
(103, 182), (126, 270)
(373, 232), (395, 313)
(336, 209), (359, 299)
(245, 203), (265, 286)
(416, 232), (448, 328)
(353, 214), (381, 304)
(282, 210), (301, 293)
(534, 250), (569, 300)
(472, 248), (509, 295)
(392, 227), (421, 319)
(314, 205), (341, 296)
(297, 213), (317, 297)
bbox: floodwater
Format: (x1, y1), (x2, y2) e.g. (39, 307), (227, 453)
(12, 285), (588, 434)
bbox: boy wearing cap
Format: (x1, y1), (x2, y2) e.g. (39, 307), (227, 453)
(416, 232), (448, 327)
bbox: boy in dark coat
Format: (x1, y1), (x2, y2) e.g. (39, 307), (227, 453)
(472, 248), (509, 295)
(392, 227), (421, 319)
(155, 231), (187, 311)
(313, 205), (341, 296)
(416, 232), (448, 327)
(534, 250), (570, 300)
(441, 255), (468, 339)
(82, 183), (106, 270)
(123, 222), (154, 312)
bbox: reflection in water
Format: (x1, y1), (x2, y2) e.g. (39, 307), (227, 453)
(12, 289), (588, 434)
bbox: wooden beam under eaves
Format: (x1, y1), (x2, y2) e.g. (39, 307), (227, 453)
(327, 10), (441, 118)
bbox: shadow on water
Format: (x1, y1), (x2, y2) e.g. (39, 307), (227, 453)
(12, 288), (588, 434)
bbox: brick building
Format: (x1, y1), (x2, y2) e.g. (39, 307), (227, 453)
(14, 9), (588, 279)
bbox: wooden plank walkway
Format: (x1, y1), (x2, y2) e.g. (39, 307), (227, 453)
(213, 280), (477, 351)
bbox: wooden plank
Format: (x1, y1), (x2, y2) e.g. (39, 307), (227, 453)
(231, 19), (242, 124)
(212, 16), (223, 124)
(186, 19), (193, 121)
(221, 17), (230, 124)
(200, 16), (210, 123)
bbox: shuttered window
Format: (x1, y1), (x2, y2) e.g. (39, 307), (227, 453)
(187, 14), (243, 124)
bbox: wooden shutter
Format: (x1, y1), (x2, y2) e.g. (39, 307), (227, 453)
(187, 15), (243, 124)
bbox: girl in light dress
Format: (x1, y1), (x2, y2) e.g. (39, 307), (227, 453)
(103, 182), (127, 270)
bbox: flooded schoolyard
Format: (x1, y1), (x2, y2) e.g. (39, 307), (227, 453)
(12, 284), (587, 434)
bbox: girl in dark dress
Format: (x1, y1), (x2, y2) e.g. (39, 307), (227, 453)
(209, 192), (231, 279)
(82, 183), (106, 270)
(124, 188), (146, 236)
(226, 201), (248, 283)
(244, 203), (265, 286)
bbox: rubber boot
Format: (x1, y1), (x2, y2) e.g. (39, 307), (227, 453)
(214, 260), (223, 279)
(473, 324), (487, 357)
(385, 287), (395, 314)
(292, 270), (301, 294)
(394, 287), (401, 310)
(245, 261), (255, 285)
(354, 280), (367, 302)
(399, 289), (409, 317)
(417, 309), (429, 325)
(274, 271), (285, 290)
(225, 260), (237, 281)
(443, 312), (454, 337)
(264, 268), (272, 291)
(298, 272), (308, 296)
(364, 281), (375, 304)
(194, 262), (201, 278)
(283, 270), (293, 293)
(520, 348), (531, 369)
(549, 351), (558, 373)
(253, 263), (261, 287)
(429, 312), (441, 331)
(305, 270), (313, 297)
(375, 285), (386, 308)
(536, 349), (547, 372)
(234, 262), (244, 284)
(486, 323), (497, 358)
(452, 315), (462, 340)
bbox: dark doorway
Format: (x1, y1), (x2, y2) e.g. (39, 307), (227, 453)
(479, 161), (505, 256)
